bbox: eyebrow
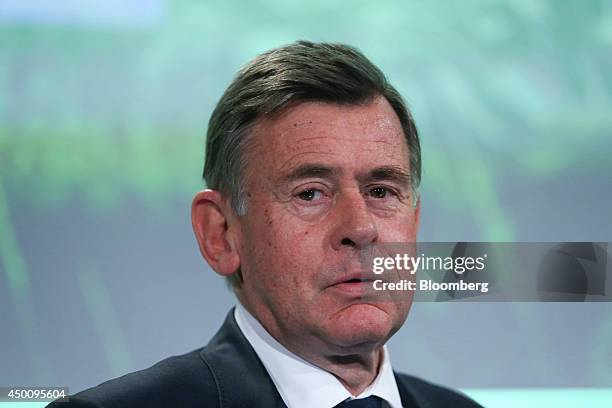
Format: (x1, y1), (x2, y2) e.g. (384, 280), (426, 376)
(279, 164), (340, 184)
(279, 163), (411, 187)
(361, 165), (412, 187)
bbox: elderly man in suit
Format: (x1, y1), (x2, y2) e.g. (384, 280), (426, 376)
(49, 41), (481, 408)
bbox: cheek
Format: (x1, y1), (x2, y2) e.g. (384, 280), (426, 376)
(380, 212), (418, 242)
(263, 203), (320, 240)
(247, 207), (314, 272)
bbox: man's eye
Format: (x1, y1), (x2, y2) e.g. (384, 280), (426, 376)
(297, 189), (323, 201)
(369, 186), (392, 199)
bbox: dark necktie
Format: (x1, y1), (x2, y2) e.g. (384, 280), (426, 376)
(334, 395), (383, 408)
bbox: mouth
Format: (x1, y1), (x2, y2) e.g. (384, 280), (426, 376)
(331, 271), (375, 285)
(342, 277), (374, 284)
(328, 273), (376, 295)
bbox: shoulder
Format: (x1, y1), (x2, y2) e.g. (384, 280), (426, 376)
(395, 372), (483, 408)
(46, 309), (279, 408)
(47, 348), (220, 408)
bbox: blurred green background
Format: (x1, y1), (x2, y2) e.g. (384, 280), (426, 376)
(1, 1), (611, 406)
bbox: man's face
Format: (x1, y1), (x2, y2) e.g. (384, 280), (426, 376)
(234, 97), (419, 356)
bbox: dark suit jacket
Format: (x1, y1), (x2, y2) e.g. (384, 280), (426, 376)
(48, 309), (482, 407)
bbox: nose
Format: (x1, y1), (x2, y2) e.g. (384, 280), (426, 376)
(330, 189), (378, 250)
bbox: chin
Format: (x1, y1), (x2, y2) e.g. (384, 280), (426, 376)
(324, 303), (400, 351)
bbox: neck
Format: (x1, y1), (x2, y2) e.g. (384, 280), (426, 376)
(237, 299), (385, 395)
(308, 348), (384, 396)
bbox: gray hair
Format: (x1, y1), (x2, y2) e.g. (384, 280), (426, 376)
(202, 41), (421, 287)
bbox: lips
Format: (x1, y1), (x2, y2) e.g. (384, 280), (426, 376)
(332, 272), (375, 286)
(326, 271), (378, 296)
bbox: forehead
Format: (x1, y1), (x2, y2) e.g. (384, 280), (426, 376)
(249, 97), (409, 177)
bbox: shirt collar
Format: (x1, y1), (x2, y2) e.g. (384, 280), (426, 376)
(234, 304), (403, 408)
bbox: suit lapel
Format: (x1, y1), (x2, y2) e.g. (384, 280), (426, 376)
(200, 308), (287, 408)
(393, 372), (421, 408)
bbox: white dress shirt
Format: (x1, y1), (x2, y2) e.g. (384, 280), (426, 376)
(234, 304), (403, 408)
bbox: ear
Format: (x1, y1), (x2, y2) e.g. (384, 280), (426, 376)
(191, 189), (241, 276)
